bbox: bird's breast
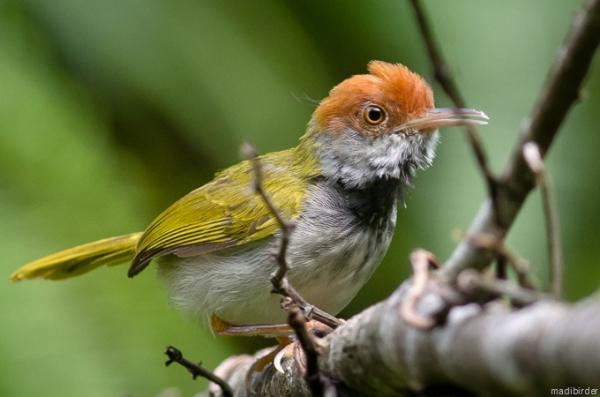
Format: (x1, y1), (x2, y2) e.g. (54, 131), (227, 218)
(157, 178), (400, 326)
(286, 179), (399, 314)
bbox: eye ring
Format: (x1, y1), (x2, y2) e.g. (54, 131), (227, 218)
(363, 105), (386, 125)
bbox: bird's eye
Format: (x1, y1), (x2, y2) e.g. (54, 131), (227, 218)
(364, 105), (386, 125)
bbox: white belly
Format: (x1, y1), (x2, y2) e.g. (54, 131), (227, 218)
(157, 182), (398, 326)
(157, 229), (392, 325)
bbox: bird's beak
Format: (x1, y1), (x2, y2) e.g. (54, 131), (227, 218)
(396, 108), (489, 133)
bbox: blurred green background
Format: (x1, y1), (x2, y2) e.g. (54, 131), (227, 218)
(1, 0), (598, 396)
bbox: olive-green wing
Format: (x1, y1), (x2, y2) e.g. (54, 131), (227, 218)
(129, 148), (318, 277)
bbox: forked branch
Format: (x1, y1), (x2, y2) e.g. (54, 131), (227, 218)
(442, 0), (600, 281)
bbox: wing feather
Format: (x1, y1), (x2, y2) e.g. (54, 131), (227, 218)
(129, 146), (319, 276)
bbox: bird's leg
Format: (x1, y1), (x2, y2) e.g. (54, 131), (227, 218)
(210, 315), (293, 337)
(210, 315), (334, 338)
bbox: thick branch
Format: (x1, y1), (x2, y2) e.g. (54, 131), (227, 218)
(203, 281), (600, 396)
(442, 0), (600, 281)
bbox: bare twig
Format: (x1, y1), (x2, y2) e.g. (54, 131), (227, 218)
(164, 346), (233, 397)
(241, 143), (342, 329)
(284, 298), (335, 397)
(495, 255), (507, 280)
(457, 269), (549, 308)
(523, 142), (563, 297)
(442, 0), (600, 282)
(242, 142), (338, 396)
(409, 0), (501, 226)
(463, 232), (536, 290)
(400, 249), (438, 329)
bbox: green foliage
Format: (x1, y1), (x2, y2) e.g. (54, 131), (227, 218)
(0, 0), (597, 395)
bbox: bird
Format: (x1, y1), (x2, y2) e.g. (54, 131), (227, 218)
(11, 60), (488, 338)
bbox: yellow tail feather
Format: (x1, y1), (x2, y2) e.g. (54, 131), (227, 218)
(11, 232), (143, 282)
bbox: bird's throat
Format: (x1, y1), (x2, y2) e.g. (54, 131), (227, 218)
(303, 125), (438, 190)
(337, 177), (402, 229)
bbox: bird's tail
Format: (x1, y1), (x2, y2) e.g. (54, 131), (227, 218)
(10, 232), (143, 282)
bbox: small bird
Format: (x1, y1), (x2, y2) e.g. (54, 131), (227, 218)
(11, 61), (488, 337)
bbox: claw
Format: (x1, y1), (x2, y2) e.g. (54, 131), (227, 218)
(273, 343), (295, 374)
(274, 349), (286, 373)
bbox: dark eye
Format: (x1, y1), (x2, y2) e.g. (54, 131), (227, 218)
(364, 105), (386, 125)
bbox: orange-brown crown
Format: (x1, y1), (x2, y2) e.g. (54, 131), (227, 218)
(313, 61), (434, 136)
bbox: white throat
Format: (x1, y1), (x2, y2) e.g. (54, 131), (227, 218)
(311, 127), (439, 189)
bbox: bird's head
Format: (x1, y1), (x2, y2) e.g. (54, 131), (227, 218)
(306, 60), (488, 189)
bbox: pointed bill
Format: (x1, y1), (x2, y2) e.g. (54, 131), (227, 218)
(398, 108), (489, 132)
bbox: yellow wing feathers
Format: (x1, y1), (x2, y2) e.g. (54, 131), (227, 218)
(11, 233), (142, 281)
(12, 143), (321, 282)
(129, 147), (320, 276)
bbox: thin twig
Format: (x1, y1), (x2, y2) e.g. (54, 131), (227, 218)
(463, 232), (536, 290)
(241, 142), (342, 330)
(165, 346), (233, 397)
(284, 298), (332, 397)
(523, 142), (563, 297)
(409, 0), (501, 226)
(457, 269), (550, 308)
(242, 143), (336, 396)
(442, 0), (600, 282)
(400, 249), (439, 329)
(495, 255), (507, 280)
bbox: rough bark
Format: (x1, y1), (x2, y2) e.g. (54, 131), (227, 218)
(200, 283), (600, 397)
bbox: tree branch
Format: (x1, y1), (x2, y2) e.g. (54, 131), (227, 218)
(457, 269), (548, 308)
(462, 231), (537, 290)
(164, 346), (233, 397)
(197, 2), (600, 395)
(441, 0), (600, 282)
(409, 0), (501, 225)
(399, 249), (438, 329)
(523, 142), (563, 297)
(202, 282), (600, 396)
